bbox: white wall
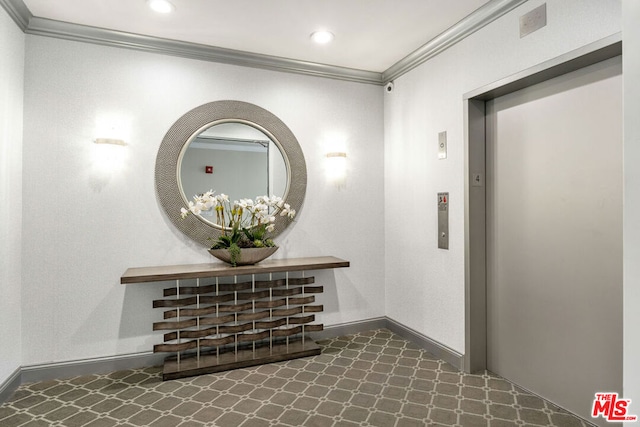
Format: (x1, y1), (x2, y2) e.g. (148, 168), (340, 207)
(384, 0), (621, 353)
(623, 0), (640, 408)
(0, 7), (24, 384)
(21, 35), (384, 365)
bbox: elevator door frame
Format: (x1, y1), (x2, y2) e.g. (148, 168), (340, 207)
(462, 33), (622, 373)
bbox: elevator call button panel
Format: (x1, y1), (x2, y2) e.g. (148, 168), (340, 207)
(438, 192), (449, 250)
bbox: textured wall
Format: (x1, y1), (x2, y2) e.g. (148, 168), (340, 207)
(384, 0), (621, 353)
(623, 0), (640, 404)
(0, 7), (24, 384)
(21, 36), (384, 365)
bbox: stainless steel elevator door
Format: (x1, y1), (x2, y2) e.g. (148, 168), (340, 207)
(486, 56), (622, 426)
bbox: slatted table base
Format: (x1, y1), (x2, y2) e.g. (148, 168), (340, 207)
(153, 273), (324, 380)
(162, 336), (320, 380)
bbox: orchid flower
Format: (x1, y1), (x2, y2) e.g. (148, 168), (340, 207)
(180, 190), (296, 249)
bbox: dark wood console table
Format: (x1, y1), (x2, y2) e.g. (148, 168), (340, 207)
(121, 256), (349, 380)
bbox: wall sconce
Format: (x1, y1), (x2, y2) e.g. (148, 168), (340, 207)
(325, 151), (348, 184)
(326, 152), (347, 159)
(92, 115), (130, 174)
(94, 138), (127, 146)
(91, 137), (128, 175)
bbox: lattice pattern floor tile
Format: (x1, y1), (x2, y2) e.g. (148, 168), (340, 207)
(0, 329), (595, 426)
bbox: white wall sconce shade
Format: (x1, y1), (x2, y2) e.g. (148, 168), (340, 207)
(326, 152), (347, 158)
(325, 151), (347, 184)
(91, 139), (128, 175)
(94, 138), (127, 146)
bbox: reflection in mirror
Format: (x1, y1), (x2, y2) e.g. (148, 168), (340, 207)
(179, 122), (288, 225)
(155, 100), (306, 247)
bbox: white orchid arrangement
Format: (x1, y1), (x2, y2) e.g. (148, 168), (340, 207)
(180, 191), (296, 254)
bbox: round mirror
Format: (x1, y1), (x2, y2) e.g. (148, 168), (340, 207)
(156, 101), (306, 247)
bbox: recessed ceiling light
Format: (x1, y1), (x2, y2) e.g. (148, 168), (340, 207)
(147, 0), (175, 14)
(310, 30), (335, 44)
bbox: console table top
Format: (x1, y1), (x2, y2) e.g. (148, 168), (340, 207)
(121, 256), (350, 284)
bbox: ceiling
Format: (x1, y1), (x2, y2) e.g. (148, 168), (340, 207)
(20, 0), (491, 73)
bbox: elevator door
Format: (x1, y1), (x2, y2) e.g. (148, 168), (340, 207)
(486, 56), (622, 425)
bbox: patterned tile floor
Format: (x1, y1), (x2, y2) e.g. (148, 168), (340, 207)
(0, 329), (594, 427)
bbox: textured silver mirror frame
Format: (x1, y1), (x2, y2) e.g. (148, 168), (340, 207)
(156, 100), (307, 247)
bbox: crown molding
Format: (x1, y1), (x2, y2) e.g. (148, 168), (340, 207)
(0, 0), (31, 31)
(1, 0), (528, 85)
(25, 16), (384, 85)
(382, 0), (529, 83)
